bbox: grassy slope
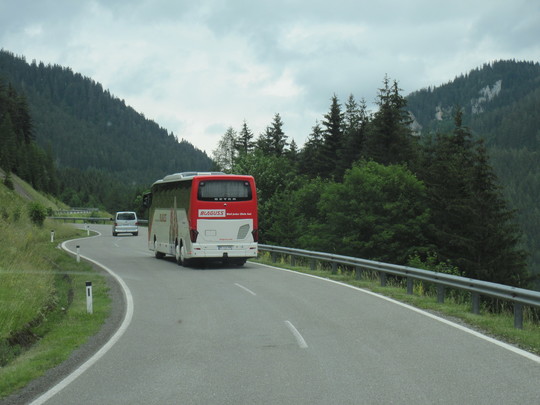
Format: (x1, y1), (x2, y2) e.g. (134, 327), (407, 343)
(0, 176), (111, 399)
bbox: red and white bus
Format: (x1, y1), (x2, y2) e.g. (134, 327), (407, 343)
(144, 172), (258, 266)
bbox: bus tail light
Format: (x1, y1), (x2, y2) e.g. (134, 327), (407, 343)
(190, 229), (199, 243)
(252, 229), (259, 242)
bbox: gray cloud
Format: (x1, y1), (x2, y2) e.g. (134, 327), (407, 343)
(1, 0), (539, 153)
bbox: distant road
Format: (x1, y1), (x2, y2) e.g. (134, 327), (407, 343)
(26, 225), (540, 404)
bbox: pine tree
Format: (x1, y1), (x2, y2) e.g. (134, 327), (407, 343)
(0, 113), (17, 172)
(363, 76), (416, 166)
(256, 113), (288, 157)
(236, 120), (255, 156)
(419, 109), (530, 287)
(339, 95), (369, 175)
(298, 121), (325, 178)
(13, 92), (33, 144)
(286, 138), (299, 170)
(464, 140), (529, 286)
(269, 113), (288, 156)
(321, 94), (344, 178)
(256, 126), (274, 155)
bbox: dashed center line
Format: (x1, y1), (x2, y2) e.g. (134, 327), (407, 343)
(285, 320), (308, 349)
(234, 283), (257, 296)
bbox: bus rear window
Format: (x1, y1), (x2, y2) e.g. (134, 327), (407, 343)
(198, 180), (252, 201)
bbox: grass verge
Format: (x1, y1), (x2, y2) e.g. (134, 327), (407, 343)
(0, 220), (111, 399)
(253, 253), (540, 356)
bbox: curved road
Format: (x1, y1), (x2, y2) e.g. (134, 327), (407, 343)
(22, 225), (540, 404)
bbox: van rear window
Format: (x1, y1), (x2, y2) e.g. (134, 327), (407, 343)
(117, 213), (136, 220)
(198, 180), (252, 201)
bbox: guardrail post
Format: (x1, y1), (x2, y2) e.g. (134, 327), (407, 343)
(407, 277), (413, 294)
(513, 303), (523, 329)
(380, 272), (387, 287)
(310, 259), (316, 270)
(271, 252), (277, 263)
(356, 266), (363, 280)
(437, 285), (445, 303)
(331, 261), (337, 274)
(472, 292), (480, 314)
(290, 255), (296, 267)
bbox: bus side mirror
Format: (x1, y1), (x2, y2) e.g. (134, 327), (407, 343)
(142, 193), (152, 208)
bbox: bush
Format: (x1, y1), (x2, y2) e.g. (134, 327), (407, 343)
(3, 172), (14, 190)
(28, 202), (47, 227)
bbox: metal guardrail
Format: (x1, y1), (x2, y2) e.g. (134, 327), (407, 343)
(258, 244), (540, 329)
(55, 208), (99, 214)
(48, 217), (149, 225)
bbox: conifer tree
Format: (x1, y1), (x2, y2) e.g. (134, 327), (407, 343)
(363, 76), (416, 165)
(339, 95), (369, 175)
(321, 94), (344, 178)
(298, 121), (325, 178)
(256, 113), (288, 157)
(13, 91), (33, 144)
(0, 113), (17, 172)
(286, 138), (299, 170)
(236, 120), (255, 156)
(269, 113), (288, 156)
(419, 109), (530, 286)
(256, 126), (274, 155)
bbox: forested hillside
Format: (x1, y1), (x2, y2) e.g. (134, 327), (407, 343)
(0, 50), (213, 211)
(0, 77), (57, 196)
(406, 60), (540, 289)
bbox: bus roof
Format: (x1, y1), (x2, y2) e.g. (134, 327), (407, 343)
(152, 171), (255, 186)
(152, 172), (223, 185)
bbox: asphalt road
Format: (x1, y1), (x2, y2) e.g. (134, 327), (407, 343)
(17, 225), (540, 404)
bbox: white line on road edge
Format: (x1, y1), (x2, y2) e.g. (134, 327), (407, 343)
(235, 283), (257, 296)
(29, 232), (135, 405)
(285, 321), (308, 349)
(255, 262), (540, 364)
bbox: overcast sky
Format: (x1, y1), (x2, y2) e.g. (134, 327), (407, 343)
(1, 0), (539, 155)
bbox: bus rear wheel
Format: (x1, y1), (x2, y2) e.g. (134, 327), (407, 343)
(154, 239), (165, 259)
(176, 243), (191, 267)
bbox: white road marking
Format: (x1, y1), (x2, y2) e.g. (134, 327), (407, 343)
(29, 232), (135, 405)
(285, 320), (308, 349)
(255, 262), (540, 364)
(235, 283), (257, 296)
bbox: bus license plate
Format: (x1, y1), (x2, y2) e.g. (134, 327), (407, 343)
(218, 245), (233, 250)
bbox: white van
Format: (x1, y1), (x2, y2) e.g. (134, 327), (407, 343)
(112, 211), (138, 236)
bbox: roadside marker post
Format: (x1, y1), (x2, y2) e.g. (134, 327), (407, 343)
(50, 230), (55, 243)
(86, 281), (93, 314)
(76, 245), (80, 263)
